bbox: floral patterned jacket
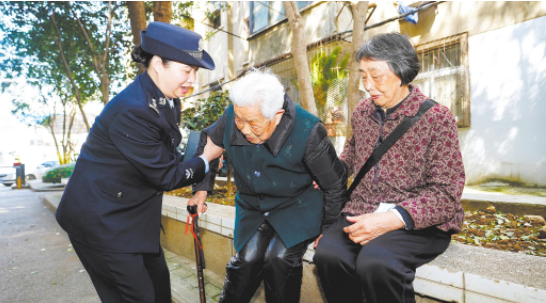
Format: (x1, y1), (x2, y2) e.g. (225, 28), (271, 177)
(340, 85), (465, 233)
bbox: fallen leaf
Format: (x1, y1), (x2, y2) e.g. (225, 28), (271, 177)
(31, 271), (38, 274)
(79, 270), (86, 273)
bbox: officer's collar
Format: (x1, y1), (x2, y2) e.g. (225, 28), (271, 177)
(230, 94), (296, 157)
(139, 71), (178, 110)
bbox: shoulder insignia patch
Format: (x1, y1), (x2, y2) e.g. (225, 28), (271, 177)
(185, 168), (194, 179)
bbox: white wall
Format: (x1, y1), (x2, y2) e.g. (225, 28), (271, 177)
(461, 16), (546, 186)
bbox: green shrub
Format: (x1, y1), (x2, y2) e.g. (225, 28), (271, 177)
(42, 163), (75, 183)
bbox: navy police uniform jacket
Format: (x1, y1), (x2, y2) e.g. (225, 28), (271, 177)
(56, 72), (206, 253)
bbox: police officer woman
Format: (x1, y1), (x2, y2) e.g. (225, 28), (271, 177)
(56, 22), (224, 303)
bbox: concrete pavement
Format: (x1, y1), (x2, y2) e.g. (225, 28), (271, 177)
(0, 188), (99, 303)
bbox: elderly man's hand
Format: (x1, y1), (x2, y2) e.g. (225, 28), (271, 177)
(343, 212), (404, 245)
(188, 191), (208, 216)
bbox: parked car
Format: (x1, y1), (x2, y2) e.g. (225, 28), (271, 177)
(32, 161), (60, 180)
(0, 161), (56, 187)
(0, 166), (15, 187)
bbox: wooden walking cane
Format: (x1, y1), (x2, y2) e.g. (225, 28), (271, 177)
(186, 204), (207, 303)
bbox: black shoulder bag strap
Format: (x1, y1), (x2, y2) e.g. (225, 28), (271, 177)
(346, 99), (438, 198)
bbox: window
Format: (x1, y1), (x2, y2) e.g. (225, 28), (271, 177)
(250, 1), (311, 34)
(413, 33), (470, 127)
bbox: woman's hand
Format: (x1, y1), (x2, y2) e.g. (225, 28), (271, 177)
(188, 191), (208, 216)
(343, 212), (404, 245)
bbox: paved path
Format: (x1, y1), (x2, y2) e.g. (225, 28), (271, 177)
(0, 188), (99, 303)
(0, 188), (227, 303)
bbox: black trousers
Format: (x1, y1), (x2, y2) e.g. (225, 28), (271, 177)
(219, 222), (311, 303)
(71, 238), (171, 303)
(314, 214), (451, 303)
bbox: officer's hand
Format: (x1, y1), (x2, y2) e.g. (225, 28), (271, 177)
(188, 191), (208, 216)
(202, 136), (224, 163)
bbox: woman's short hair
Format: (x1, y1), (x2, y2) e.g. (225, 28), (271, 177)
(131, 45), (170, 68)
(229, 68), (285, 120)
(356, 33), (420, 85)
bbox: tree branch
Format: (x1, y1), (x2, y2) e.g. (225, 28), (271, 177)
(101, 1), (113, 70)
(50, 6), (90, 131)
(70, 6), (101, 77)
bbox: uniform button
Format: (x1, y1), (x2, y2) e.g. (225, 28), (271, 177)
(264, 212), (269, 217)
(254, 171), (261, 177)
(117, 192), (123, 198)
(156, 191), (163, 196)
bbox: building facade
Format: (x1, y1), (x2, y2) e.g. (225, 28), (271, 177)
(188, 1), (546, 187)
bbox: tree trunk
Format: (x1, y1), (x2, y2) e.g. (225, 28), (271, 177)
(153, 2), (172, 23)
(127, 1), (147, 74)
(47, 116), (63, 165)
(346, 1), (369, 140)
(283, 2), (318, 116)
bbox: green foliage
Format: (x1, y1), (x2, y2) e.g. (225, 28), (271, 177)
(0, 1), (127, 105)
(42, 163), (75, 183)
(310, 47), (350, 117)
(181, 91), (231, 131)
(172, 1), (197, 30)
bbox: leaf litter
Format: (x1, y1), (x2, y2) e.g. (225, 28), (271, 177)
(452, 206), (546, 257)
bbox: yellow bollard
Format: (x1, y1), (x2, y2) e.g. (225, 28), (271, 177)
(17, 177), (21, 189)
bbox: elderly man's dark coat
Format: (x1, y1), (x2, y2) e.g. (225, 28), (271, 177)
(194, 96), (348, 251)
(56, 72), (206, 253)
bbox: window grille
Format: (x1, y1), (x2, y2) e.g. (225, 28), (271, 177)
(413, 33), (470, 127)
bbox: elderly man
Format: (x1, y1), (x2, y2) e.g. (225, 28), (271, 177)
(189, 69), (347, 303)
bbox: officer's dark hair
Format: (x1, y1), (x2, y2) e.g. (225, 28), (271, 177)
(131, 45), (171, 68)
(356, 33), (420, 86)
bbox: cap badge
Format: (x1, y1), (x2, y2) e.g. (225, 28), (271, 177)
(198, 39), (204, 51)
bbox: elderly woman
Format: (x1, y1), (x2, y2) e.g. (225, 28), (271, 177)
(314, 33), (465, 303)
(56, 22), (224, 302)
(190, 68), (347, 303)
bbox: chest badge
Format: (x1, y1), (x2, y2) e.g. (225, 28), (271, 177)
(148, 98), (160, 116)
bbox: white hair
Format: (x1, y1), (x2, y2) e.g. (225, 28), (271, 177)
(229, 68), (285, 120)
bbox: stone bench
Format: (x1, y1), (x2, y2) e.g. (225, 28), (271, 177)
(44, 192), (546, 303)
